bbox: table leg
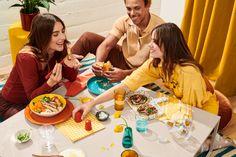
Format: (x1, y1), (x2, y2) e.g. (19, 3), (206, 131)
(206, 120), (220, 157)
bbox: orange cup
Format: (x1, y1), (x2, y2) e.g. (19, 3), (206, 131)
(121, 150), (138, 157)
(114, 88), (126, 111)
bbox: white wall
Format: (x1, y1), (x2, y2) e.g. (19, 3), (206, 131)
(0, 0), (184, 68)
(160, 0), (185, 26)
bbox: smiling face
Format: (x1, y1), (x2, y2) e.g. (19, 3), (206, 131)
(47, 21), (66, 55)
(149, 31), (164, 59)
(125, 0), (150, 28)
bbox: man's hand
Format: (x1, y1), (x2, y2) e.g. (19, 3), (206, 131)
(103, 67), (128, 83)
(92, 62), (103, 76)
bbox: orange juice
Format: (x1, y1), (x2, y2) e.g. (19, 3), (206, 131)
(114, 100), (125, 111)
(114, 88), (126, 111)
(121, 150), (138, 157)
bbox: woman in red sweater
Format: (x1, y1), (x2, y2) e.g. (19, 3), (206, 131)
(0, 13), (82, 120)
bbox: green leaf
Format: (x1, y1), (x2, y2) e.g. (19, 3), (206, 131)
(9, 0), (56, 13)
(9, 4), (24, 8)
(38, 1), (50, 11)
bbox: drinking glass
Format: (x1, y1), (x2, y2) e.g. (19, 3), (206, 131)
(135, 114), (148, 133)
(38, 124), (55, 153)
(122, 127), (133, 148)
(114, 88), (126, 111)
(121, 149), (139, 157)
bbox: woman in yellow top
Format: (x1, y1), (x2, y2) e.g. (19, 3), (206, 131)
(72, 23), (219, 119)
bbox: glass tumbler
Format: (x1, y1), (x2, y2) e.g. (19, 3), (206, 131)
(121, 149), (139, 157)
(122, 127), (133, 148)
(39, 124), (55, 151)
(135, 114), (148, 133)
(114, 87), (126, 111)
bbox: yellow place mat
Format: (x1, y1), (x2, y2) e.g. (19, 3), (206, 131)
(158, 102), (192, 124)
(55, 113), (105, 142)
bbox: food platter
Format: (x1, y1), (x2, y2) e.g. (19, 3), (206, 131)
(29, 94), (66, 117)
(126, 91), (162, 120)
(87, 76), (119, 95)
(127, 91), (151, 105)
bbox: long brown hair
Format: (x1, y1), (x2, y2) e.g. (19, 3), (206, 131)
(27, 13), (69, 62)
(151, 23), (203, 79)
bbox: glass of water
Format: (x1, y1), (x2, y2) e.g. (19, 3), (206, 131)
(38, 124), (55, 154)
(135, 114), (148, 133)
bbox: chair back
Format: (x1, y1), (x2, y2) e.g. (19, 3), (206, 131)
(215, 90), (232, 130)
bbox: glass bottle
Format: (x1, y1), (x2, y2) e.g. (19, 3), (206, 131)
(122, 127), (133, 148)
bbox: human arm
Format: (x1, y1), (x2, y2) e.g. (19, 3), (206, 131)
(16, 54), (58, 101)
(92, 34), (119, 76)
(72, 83), (129, 119)
(96, 34), (119, 62)
(62, 54), (83, 81)
(104, 67), (135, 83)
(122, 59), (161, 91)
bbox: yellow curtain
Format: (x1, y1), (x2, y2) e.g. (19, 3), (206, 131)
(181, 0), (236, 96)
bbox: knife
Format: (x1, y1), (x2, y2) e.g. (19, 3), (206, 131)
(32, 154), (63, 157)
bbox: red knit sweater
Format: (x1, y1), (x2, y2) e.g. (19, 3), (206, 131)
(1, 53), (77, 105)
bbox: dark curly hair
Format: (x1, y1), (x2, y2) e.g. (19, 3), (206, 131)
(124, 0), (151, 6)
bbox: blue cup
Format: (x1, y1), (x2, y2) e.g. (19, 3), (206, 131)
(135, 114), (148, 133)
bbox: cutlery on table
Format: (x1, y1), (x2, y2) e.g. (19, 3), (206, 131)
(32, 154), (63, 157)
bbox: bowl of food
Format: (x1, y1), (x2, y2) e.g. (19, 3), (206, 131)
(15, 129), (31, 143)
(96, 111), (110, 121)
(29, 94), (66, 117)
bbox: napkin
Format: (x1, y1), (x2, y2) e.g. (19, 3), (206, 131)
(159, 102), (192, 123)
(55, 113), (105, 142)
(64, 72), (94, 97)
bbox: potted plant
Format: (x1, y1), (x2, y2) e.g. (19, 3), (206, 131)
(10, 0), (56, 31)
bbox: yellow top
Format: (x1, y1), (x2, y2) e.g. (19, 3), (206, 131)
(122, 59), (219, 115)
(110, 14), (164, 68)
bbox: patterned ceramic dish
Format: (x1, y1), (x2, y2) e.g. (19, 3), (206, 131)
(95, 111), (110, 121)
(126, 91), (151, 106)
(15, 129), (32, 143)
(29, 94), (66, 117)
(87, 76), (119, 95)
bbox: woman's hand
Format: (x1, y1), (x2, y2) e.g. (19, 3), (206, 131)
(47, 63), (62, 87)
(72, 101), (94, 120)
(64, 54), (83, 69)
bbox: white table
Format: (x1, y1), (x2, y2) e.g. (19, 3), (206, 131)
(0, 86), (220, 157)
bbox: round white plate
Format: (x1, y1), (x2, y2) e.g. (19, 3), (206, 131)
(60, 148), (86, 157)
